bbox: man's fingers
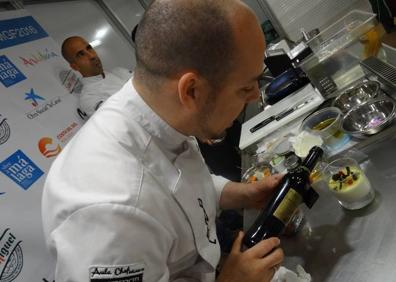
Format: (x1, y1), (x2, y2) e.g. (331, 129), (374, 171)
(247, 237), (280, 258)
(273, 173), (284, 181)
(256, 174), (283, 189)
(260, 247), (284, 268)
(230, 231), (244, 255)
(268, 174), (283, 185)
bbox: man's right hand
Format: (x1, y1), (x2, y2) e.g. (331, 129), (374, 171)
(217, 231), (284, 282)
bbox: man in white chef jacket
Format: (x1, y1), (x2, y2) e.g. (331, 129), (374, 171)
(43, 1), (284, 281)
(61, 36), (131, 118)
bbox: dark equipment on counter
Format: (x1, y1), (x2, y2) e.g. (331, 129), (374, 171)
(263, 67), (310, 105)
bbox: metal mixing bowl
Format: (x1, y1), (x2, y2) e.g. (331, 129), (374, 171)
(333, 81), (380, 114)
(342, 99), (396, 138)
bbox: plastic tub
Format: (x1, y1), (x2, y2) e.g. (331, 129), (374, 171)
(306, 10), (377, 62)
(382, 43), (396, 67)
(301, 107), (350, 150)
(300, 10), (377, 96)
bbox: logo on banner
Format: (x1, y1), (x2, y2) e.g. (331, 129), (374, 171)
(57, 122), (79, 144)
(0, 150), (44, 190)
(24, 88), (45, 107)
(0, 16), (48, 50)
(19, 48), (58, 67)
(77, 108), (88, 121)
(23, 88), (62, 119)
(59, 70), (82, 94)
(0, 228), (23, 282)
(0, 55), (26, 88)
(0, 115), (10, 145)
(38, 137), (61, 158)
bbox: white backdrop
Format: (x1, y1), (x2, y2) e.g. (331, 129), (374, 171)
(0, 9), (84, 282)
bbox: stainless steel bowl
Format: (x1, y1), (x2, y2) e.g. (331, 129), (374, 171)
(333, 81), (380, 114)
(342, 98), (396, 138)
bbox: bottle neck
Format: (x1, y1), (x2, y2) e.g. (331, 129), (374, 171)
(301, 146), (324, 172)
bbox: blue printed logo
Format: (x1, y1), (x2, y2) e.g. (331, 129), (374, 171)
(0, 55), (26, 87)
(24, 88), (45, 107)
(0, 16), (48, 50)
(0, 150), (43, 190)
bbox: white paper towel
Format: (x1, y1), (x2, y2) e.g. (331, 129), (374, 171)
(271, 265), (312, 282)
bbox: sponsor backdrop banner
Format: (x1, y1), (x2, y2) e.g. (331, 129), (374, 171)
(0, 10), (84, 282)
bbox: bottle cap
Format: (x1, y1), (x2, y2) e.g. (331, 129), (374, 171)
(284, 153), (301, 170)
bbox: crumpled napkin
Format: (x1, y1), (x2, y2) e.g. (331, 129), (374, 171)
(289, 131), (323, 158)
(271, 265), (312, 282)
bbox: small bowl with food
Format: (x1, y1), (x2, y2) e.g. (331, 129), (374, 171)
(301, 107), (350, 151)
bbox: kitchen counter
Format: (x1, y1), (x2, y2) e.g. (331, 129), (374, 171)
(242, 122), (396, 281)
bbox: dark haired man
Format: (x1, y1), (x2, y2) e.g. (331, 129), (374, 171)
(43, 1), (284, 281)
(61, 36), (130, 117)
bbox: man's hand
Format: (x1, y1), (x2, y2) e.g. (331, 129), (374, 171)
(219, 174), (283, 210)
(217, 232), (284, 282)
(245, 174), (283, 209)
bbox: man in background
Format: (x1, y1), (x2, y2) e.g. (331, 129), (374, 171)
(61, 36), (131, 118)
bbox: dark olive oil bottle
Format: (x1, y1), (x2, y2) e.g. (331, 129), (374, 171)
(243, 146), (323, 248)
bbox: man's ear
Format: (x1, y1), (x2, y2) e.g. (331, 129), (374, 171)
(177, 72), (208, 112)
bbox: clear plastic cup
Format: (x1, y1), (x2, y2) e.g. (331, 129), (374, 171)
(301, 107), (350, 151)
(325, 158), (375, 210)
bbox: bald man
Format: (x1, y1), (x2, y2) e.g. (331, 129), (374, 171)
(43, 1), (284, 281)
(61, 36), (131, 118)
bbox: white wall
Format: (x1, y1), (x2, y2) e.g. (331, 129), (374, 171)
(103, 0), (145, 33)
(25, 0), (137, 71)
(243, 0), (268, 24)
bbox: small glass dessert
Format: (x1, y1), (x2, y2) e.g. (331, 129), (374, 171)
(325, 158), (375, 210)
(243, 163), (272, 184)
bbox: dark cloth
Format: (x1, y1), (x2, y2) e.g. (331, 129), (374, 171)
(370, 0), (395, 33)
(198, 120), (242, 182)
(198, 120), (244, 253)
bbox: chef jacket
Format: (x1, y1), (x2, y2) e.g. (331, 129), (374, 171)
(42, 79), (230, 282)
(79, 67), (131, 117)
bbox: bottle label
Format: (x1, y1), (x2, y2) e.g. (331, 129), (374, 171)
(273, 188), (302, 224)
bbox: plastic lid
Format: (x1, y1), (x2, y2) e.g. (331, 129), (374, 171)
(284, 153), (301, 170)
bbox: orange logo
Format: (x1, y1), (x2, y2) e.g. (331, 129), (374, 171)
(38, 137), (61, 158)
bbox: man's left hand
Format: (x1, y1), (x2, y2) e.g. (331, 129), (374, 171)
(244, 174), (283, 209)
(219, 174), (283, 210)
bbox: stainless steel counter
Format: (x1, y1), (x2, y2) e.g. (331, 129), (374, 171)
(243, 123), (396, 281)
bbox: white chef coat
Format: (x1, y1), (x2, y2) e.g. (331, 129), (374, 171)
(42, 79), (230, 282)
(79, 67), (131, 117)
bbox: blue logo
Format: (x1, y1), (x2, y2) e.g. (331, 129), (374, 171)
(0, 55), (26, 88)
(0, 150), (43, 190)
(0, 16), (48, 50)
(24, 88), (45, 107)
